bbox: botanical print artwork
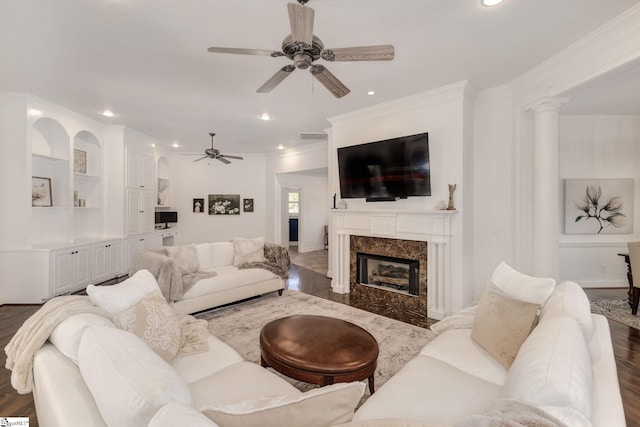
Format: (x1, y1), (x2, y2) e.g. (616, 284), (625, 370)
(208, 194), (240, 215)
(243, 198), (254, 212)
(564, 178), (634, 234)
(32, 176), (52, 207)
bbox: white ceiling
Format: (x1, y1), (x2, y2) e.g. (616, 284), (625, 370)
(1, 0), (638, 154)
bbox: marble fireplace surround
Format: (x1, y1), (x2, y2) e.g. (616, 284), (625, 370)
(331, 209), (456, 320)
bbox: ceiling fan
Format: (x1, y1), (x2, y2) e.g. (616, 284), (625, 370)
(207, 0), (394, 98)
(193, 133), (243, 164)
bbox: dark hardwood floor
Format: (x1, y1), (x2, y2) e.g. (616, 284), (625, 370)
(1, 268), (639, 426)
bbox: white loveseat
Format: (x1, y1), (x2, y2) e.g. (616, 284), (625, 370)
(131, 238), (289, 314)
(351, 264), (626, 427)
(28, 271), (365, 427)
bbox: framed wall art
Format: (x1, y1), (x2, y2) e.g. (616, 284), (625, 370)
(243, 198), (254, 212)
(193, 198), (204, 213)
(32, 176), (52, 207)
(74, 149), (87, 174)
(209, 194), (240, 215)
(564, 178), (634, 234)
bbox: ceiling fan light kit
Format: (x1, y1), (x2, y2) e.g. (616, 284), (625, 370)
(207, 0), (394, 98)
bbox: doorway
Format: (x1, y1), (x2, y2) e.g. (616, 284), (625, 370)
(285, 188), (300, 248)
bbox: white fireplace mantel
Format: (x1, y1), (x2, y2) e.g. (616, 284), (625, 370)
(330, 209), (457, 320)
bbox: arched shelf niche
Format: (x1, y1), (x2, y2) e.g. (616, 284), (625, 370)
(157, 156), (170, 206)
(72, 130), (102, 216)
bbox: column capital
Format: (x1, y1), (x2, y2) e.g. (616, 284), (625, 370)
(523, 97), (570, 113)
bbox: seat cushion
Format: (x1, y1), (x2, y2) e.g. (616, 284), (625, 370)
(149, 402), (219, 427)
(196, 243), (215, 271)
(171, 335), (243, 384)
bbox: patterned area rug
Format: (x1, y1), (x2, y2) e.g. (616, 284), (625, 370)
(197, 290), (435, 399)
(590, 299), (640, 329)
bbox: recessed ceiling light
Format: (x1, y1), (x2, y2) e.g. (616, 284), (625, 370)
(481, 0), (504, 6)
(367, 91), (375, 96)
(277, 144), (284, 150)
(172, 142), (180, 148)
(260, 113), (272, 121)
(101, 110), (115, 117)
(28, 108), (42, 116)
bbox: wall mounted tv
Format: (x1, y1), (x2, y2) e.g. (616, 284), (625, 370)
(155, 211), (178, 228)
(337, 132), (430, 201)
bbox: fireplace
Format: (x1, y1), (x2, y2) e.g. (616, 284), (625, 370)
(357, 253), (419, 296)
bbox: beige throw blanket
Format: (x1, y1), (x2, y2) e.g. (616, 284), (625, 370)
(4, 295), (107, 394)
(238, 243), (291, 279)
(454, 399), (569, 427)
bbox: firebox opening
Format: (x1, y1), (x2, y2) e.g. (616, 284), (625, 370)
(356, 252), (419, 296)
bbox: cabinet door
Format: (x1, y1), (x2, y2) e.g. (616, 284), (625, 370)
(126, 150), (142, 188)
(126, 189), (142, 235)
(106, 240), (122, 277)
(140, 152), (155, 190)
(53, 251), (75, 294)
(93, 244), (108, 282)
(140, 191), (155, 234)
(74, 247), (91, 286)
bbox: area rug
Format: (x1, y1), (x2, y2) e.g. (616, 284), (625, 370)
(197, 290), (435, 397)
(590, 299), (640, 329)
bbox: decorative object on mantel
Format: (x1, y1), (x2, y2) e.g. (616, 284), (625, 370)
(447, 184), (457, 210)
(208, 194), (241, 215)
(243, 198), (254, 213)
(193, 198), (204, 213)
(333, 193), (337, 209)
(337, 200), (347, 209)
(435, 200), (447, 210)
(564, 178), (633, 234)
(32, 176), (52, 207)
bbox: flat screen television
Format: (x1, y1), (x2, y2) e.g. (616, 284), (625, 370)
(155, 211), (178, 228)
(337, 132), (430, 201)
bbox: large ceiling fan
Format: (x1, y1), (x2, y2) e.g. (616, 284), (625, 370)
(207, 0), (394, 98)
(193, 133), (243, 164)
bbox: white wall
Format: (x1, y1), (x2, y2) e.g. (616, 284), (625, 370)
(559, 115), (640, 287)
(277, 174), (329, 252)
(170, 152), (267, 244)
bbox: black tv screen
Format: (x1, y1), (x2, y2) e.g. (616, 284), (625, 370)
(337, 132), (430, 200)
(155, 211), (178, 225)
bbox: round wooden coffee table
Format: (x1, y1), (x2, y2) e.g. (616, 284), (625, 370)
(260, 315), (379, 393)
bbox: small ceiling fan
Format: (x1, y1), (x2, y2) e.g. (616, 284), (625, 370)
(207, 0), (394, 98)
(193, 133), (243, 164)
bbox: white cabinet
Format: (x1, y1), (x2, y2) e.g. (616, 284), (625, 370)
(92, 240), (122, 283)
(126, 189), (155, 235)
(126, 149), (155, 190)
(158, 228), (181, 246)
(51, 245), (92, 295)
(125, 233), (163, 272)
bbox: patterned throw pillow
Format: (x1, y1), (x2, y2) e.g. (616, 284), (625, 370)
(112, 290), (183, 362)
(166, 245), (199, 274)
(233, 236), (265, 266)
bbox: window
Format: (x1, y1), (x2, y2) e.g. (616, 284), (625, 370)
(288, 192), (299, 214)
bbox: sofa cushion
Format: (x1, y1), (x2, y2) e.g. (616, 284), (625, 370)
(503, 316), (593, 422)
(353, 356), (501, 424)
(171, 335), (243, 384)
(112, 290), (184, 362)
(49, 313), (114, 364)
(189, 361), (299, 409)
(201, 382), (365, 427)
(419, 328), (507, 386)
(182, 266), (279, 300)
(490, 261), (555, 305)
(149, 402), (219, 427)
(233, 236), (265, 266)
(471, 284), (540, 369)
(167, 244), (200, 274)
(540, 281), (594, 341)
(196, 243), (215, 271)
(211, 242), (236, 267)
(87, 269), (160, 314)
(78, 325), (192, 427)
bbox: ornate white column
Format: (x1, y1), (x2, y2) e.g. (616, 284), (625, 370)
(527, 97), (568, 279)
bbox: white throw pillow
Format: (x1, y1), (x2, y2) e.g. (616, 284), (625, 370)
(490, 261), (555, 305)
(112, 290), (184, 362)
(78, 325), (192, 427)
(49, 313), (115, 364)
(149, 402), (218, 427)
(86, 269), (160, 314)
(201, 382), (365, 427)
(167, 244), (200, 274)
(212, 242), (236, 267)
(232, 236), (265, 266)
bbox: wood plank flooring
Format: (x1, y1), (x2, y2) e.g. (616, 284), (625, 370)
(1, 272), (639, 426)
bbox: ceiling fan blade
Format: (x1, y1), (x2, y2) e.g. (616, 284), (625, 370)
(321, 45), (395, 62)
(257, 65), (296, 93)
(219, 155), (244, 160)
(310, 65), (350, 98)
(287, 2), (314, 45)
(193, 156), (210, 162)
(216, 157), (231, 164)
(207, 47), (284, 57)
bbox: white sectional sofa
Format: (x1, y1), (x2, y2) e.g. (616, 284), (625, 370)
(131, 238), (289, 314)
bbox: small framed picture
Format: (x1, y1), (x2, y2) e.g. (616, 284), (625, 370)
(32, 176), (52, 207)
(243, 198), (254, 213)
(193, 198), (204, 213)
(74, 149), (87, 174)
